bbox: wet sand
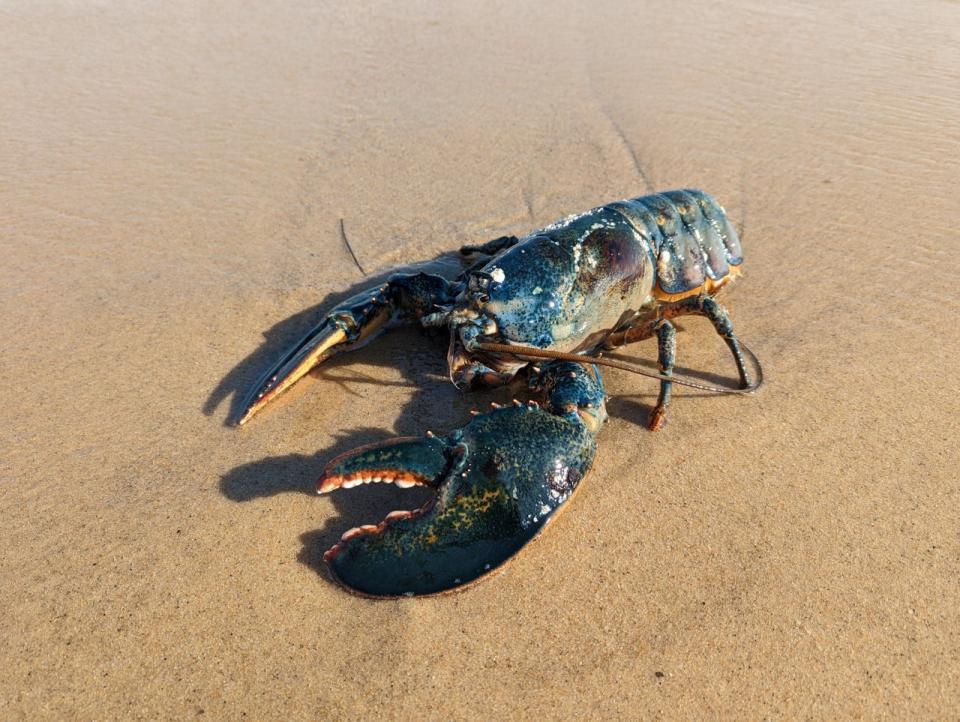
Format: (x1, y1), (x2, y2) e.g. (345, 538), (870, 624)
(2, 0), (959, 717)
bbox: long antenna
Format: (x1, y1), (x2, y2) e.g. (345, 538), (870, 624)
(474, 341), (763, 395)
(339, 218), (366, 276)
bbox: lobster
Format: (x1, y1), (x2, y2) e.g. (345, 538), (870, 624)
(237, 189), (761, 597)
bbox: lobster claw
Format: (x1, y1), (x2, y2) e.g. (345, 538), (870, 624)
(318, 361), (606, 597)
(236, 272), (460, 426)
(236, 321), (351, 426)
(235, 285), (396, 426)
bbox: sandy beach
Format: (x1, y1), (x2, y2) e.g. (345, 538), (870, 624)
(2, 0), (959, 717)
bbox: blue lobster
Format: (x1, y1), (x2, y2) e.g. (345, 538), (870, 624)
(238, 189), (760, 597)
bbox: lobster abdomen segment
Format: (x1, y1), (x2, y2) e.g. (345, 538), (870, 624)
(612, 189), (742, 299)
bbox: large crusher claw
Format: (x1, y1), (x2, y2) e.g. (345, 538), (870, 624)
(317, 361), (607, 597)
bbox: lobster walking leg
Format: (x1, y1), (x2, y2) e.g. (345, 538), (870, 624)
(602, 294), (752, 429)
(696, 296), (751, 389)
(648, 321), (677, 431)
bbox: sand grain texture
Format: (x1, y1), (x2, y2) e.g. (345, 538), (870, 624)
(1, 0), (959, 718)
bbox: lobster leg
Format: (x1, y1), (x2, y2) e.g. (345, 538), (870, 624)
(236, 272), (461, 425)
(695, 296), (752, 389)
(647, 321), (677, 431)
(604, 295), (751, 429)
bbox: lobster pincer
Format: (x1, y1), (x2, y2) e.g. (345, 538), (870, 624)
(236, 272), (461, 426)
(318, 361), (606, 597)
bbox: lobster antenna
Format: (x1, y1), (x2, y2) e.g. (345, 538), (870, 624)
(339, 218), (367, 276)
(474, 341), (763, 395)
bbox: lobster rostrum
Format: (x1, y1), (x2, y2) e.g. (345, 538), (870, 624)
(238, 189), (761, 597)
